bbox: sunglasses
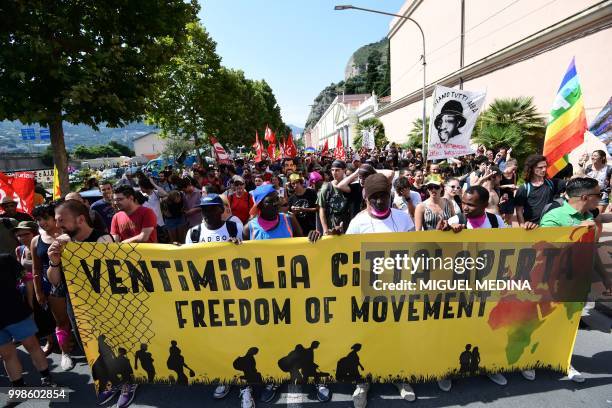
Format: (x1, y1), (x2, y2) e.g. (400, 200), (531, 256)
(449, 185), (461, 190)
(233, 181), (244, 186)
(586, 192), (603, 198)
(426, 185), (441, 190)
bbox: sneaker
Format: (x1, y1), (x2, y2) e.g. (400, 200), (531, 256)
(568, 365), (585, 383)
(97, 385), (120, 406)
(352, 383), (369, 408)
(316, 384), (331, 402)
(394, 383), (416, 402)
(40, 376), (58, 387)
(213, 383), (231, 399)
(437, 378), (452, 392)
(487, 373), (508, 386)
(260, 384), (278, 403)
(60, 353), (74, 371)
(116, 383), (138, 408)
(239, 386), (255, 408)
(521, 370), (536, 381)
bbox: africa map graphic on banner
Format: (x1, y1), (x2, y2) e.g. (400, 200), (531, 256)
(61, 226), (593, 392)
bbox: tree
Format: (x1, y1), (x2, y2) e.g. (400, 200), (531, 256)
(72, 141), (133, 159)
(162, 133), (195, 162)
(354, 118), (387, 149)
(0, 1), (198, 195)
(406, 117), (430, 149)
(109, 141), (135, 157)
(147, 22), (221, 164)
(473, 97), (545, 164)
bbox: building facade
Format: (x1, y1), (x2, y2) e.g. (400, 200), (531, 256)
(310, 93), (382, 148)
(133, 132), (166, 159)
(377, 0), (611, 143)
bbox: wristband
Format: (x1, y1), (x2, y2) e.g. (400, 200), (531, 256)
(49, 261), (61, 268)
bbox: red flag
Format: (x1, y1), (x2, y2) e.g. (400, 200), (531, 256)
(0, 171), (35, 214)
(321, 139), (329, 156)
(335, 133), (346, 161)
(267, 143), (277, 160)
(264, 125), (276, 144)
(284, 133), (297, 158)
(252, 131), (261, 150)
(209, 136), (232, 164)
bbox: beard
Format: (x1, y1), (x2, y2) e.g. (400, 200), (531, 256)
(62, 226), (79, 238)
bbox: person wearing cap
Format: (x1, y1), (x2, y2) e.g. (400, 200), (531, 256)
(225, 175), (254, 225)
(13, 221), (39, 310)
(342, 173), (416, 406)
(316, 160), (352, 234)
(1, 196), (34, 222)
(242, 184), (329, 405)
(184, 194), (243, 244)
(414, 178), (456, 231)
(183, 194), (241, 401)
(288, 173), (318, 234)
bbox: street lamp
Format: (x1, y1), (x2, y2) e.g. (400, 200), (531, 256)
(334, 4), (427, 159)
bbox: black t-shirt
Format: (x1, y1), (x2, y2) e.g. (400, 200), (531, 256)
(0, 254), (32, 329)
(348, 183), (363, 218)
(515, 179), (566, 223)
(288, 188), (317, 233)
(411, 185), (429, 202)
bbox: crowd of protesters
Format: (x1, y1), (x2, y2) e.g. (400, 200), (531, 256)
(1, 143), (611, 408)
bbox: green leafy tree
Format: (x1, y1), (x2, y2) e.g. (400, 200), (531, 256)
(108, 141), (135, 157)
(147, 22), (221, 163)
(473, 97), (545, 163)
(0, 1), (198, 195)
(162, 133), (196, 162)
(406, 117), (430, 149)
(354, 118), (387, 149)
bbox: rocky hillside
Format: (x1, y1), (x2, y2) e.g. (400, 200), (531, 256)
(305, 38), (389, 130)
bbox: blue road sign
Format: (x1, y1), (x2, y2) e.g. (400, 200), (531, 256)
(21, 128), (36, 141)
(39, 128), (50, 140)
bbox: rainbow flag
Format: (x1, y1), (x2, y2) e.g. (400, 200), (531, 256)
(543, 57), (587, 177)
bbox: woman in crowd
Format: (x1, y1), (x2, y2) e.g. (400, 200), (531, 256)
(443, 177), (462, 215)
(499, 158), (519, 225)
(414, 179), (455, 231)
(30, 203), (74, 370)
(584, 149), (611, 214)
(162, 190), (188, 244)
(410, 169), (428, 201)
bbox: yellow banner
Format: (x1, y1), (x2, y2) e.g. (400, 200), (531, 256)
(62, 226), (594, 389)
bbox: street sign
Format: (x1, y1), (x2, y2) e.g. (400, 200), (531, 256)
(39, 129), (50, 140)
(21, 128), (36, 141)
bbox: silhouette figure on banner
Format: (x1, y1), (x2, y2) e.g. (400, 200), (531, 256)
(278, 344), (306, 382)
(470, 347), (480, 374)
(336, 343), (364, 382)
(459, 344), (480, 374)
(116, 347), (134, 383)
(134, 343), (156, 382)
(302, 341), (329, 383)
(92, 335), (120, 392)
(233, 347), (263, 384)
(166, 340), (195, 385)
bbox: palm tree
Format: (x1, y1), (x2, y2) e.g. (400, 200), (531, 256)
(354, 118), (388, 149)
(474, 97), (545, 162)
(405, 117), (430, 149)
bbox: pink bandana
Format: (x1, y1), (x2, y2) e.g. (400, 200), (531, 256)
(467, 213), (487, 229)
(370, 207), (391, 218)
(258, 216), (279, 231)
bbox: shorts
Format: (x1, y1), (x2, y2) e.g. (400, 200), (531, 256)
(165, 216), (187, 229)
(50, 281), (68, 298)
(0, 315), (37, 345)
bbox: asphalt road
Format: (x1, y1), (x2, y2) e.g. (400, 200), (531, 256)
(1, 307), (611, 408)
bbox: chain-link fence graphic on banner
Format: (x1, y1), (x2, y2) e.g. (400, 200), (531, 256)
(63, 243), (155, 353)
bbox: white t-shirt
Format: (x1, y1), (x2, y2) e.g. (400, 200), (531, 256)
(144, 191), (165, 227)
(447, 213), (507, 229)
(346, 208), (415, 234)
(392, 191), (422, 211)
(184, 220), (244, 244)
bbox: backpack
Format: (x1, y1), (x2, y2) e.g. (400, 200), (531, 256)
(190, 220), (238, 243)
(323, 182), (349, 216)
(457, 212), (500, 228)
(525, 179), (554, 197)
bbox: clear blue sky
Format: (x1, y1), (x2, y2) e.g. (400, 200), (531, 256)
(199, 0), (405, 128)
